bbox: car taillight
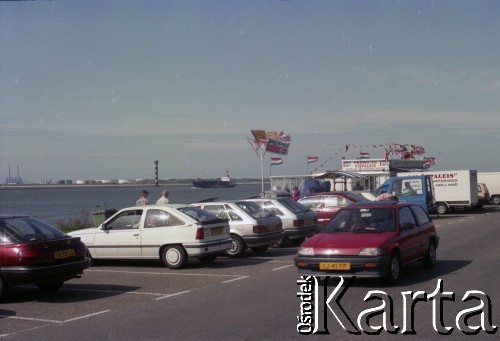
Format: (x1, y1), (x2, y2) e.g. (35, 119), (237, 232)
(293, 219), (304, 227)
(253, 225), (268, 233)
(196, 228), (205, 240)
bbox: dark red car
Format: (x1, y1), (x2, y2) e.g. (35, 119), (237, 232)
(294, 201), (439, 284)
(0, 215), (91, 298)
(298, 191), (366, 228)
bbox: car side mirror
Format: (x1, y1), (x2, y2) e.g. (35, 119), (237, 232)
(400, 222), (415, 230)
(102, 224), (111, 230)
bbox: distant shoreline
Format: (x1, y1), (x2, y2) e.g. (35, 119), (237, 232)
(0, 180), (267, 190)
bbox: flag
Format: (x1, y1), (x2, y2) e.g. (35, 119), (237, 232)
(359, 152), (370, 159)
(270, 157), (283, 165)
(307, 156), (319, 163)
(275, 130), (291, 142)
(266, 139), (290, 155)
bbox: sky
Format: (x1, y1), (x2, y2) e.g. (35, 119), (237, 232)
(1, 0), (500, 183)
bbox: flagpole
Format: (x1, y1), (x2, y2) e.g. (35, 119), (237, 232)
(260, 147), (265, 194)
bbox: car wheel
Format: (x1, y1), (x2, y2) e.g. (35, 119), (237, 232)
(492, 196), (500, 205)
(250, 245), (269, 254)
(436, 203), (448, 215)
(275, 235), (289, 247)
(290, 237), (306, 246)
(423, 242), (437, 268)
(224, 235), (245, 257)
(161, 245), (187, 269)
(385, 253), (401, 285)
(38, 281), (64, 292)
(0, 276), (4, 299)
(197, 254), (218, 264)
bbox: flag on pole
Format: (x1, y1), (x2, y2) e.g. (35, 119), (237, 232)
(270, 157), (283, 166)
(307, 156), (319, 163)
(359, 152), (370, 159)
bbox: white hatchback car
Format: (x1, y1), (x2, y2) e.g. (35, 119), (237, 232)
(243, 197), (318, 246)
(192, 200), (283, 256)
(68, 205), (232, 269)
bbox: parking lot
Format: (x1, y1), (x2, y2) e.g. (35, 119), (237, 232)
(1, 207), (499, 339)
(0, 246), (298, 337)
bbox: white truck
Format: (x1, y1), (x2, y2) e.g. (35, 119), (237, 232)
(397, 170), (478, 215)
(478, 172), (500, 205)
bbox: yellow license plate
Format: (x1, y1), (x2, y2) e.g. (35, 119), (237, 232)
(305, 219), (314, 226)
(319, 262), (351, 270)
(54, 249), (75, 260)
(268, 224), (279, 231)
(211, 228), (224, 235)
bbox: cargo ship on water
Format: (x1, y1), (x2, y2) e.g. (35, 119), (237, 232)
(192, 171), (236, 188)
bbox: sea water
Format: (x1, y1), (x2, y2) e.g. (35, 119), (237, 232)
(0, 184), (264, 225)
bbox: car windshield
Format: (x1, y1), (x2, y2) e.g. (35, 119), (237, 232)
(179, 207), (225, 223)
(0, 216), (68, 243)
(235, 201), (273, 219)
(278, 198), (310, 213)
(324, 208), (395, 233)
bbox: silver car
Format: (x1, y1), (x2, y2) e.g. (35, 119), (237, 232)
(192, 200), (283, 256)
(243, 197), (318, 246)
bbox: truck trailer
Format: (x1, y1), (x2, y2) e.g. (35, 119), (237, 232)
(398, 170), (478, 214)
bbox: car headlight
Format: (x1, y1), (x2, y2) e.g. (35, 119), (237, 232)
(359, 247), (381, 256)
(297, 247), (315, 256)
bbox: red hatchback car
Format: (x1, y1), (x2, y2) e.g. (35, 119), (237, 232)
(294, 201), (439, 284)
(298, 191), (366, 228)
(0, 215), (91, 298)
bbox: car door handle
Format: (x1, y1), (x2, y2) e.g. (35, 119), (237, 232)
(133, 233), (139, 237)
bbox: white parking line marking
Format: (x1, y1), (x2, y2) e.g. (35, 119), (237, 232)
(272, 264), (294, 271)
(155, 290), (191, 301)
(0, 315), (61, 323)
(0, 310), (110, 324)
(221, 276), (249, 284)
(63, 310), (111, 322)
(87, 269), (241, 278)
(63, 287), (166, 297)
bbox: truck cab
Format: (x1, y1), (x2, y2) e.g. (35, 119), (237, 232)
(377, 175), (436, 214)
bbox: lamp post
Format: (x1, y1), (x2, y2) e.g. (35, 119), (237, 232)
(154, 160), (159, 187)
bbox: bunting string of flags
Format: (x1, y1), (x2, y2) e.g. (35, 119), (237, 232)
(310, 143), (437, 173)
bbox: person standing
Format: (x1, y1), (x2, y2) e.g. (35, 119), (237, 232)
(136, 190), (149, 206)
(292, 187), (300, 201)
(156, 190), (170, 205)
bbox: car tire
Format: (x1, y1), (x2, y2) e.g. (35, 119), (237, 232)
(197, 254), (218, 265)
(161, 245), (187, 269)
(385, 253), (401, 285)
(224, 235), (245, 257)
(423, 242), (437, 268)
(290, 237), (306, 246)
(0, 277), (4, 299)
(436, 203), (448, 215)
(276, 235), (289, 247)
(38, 281), (64, 292)
(250, 245), (269, 254)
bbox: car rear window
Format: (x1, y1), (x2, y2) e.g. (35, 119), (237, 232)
(0, 216), (68, 243)
(179, 207), (225, 223)
(278, 198), (309, 213)
(235, 201), (273, 219)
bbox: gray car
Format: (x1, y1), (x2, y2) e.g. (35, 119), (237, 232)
(243, 197), (318, 246)
(192, 200), (283, 256)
